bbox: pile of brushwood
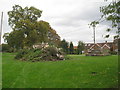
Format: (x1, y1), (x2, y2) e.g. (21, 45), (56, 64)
(15, 46), (65, 62)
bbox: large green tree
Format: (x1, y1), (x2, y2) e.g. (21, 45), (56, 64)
(23, 21), (49, 47)
(7, 5), (48, 47)
(4, 5), (60, 49)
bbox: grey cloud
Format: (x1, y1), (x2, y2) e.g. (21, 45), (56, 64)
(45, 2), (105, 28)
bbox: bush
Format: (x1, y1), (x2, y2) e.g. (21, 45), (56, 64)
(110, 51), (117, 55)
(1, 44), (10, 52)
(1, 44), (19, 53)
(15, 49), (29, 59)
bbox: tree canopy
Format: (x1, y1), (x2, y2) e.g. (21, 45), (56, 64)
(4, 5), (60, 49)
(8, 5), (42, 29)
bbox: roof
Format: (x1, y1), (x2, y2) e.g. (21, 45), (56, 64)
(74, 46), (78, 49)
(101, 44), (110, 49)
(89, 43), (101, 50)
(85, 42), (113, 49)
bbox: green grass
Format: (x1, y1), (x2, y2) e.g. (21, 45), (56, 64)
(2, 53), (118, 88)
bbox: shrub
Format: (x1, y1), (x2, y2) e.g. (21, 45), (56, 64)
(15, 49), (29, 59)
(1, 44), (19, 53)
(1, 44), (10, 52)
(110, 51), (117, 55)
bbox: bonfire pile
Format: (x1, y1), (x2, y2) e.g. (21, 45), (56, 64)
(15, 45), (65, 62)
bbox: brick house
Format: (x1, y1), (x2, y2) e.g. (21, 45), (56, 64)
(84, 41), (115, 56)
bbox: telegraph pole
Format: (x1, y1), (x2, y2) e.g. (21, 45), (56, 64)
(0, 12), (3, 45)
(89, 21), (98, 45)
(93, 26), (95, 44)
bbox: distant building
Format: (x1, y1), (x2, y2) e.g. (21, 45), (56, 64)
(84, 39), (119, 56)
(73, 46), (78, 49)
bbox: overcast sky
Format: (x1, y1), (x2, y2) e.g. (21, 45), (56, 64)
(0, 0), (117, 45)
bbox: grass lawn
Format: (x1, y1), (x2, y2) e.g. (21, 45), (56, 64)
(2, 53), (118, 88)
